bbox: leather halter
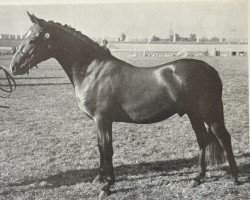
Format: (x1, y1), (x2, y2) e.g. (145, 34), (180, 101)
(16, 25), (48, 55)
(16, 25), (52, 70)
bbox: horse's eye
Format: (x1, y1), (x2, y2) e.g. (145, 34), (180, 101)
(44, 33), (50, 39)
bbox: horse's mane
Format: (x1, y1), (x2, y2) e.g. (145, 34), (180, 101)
(43, 19), (111, 57)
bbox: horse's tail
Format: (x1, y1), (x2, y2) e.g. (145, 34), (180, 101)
(206, 127), (226, 166)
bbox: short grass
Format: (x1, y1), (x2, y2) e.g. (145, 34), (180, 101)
(0, 55), (249, 200)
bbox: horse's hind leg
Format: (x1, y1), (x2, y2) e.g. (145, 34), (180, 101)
(208, 121), (240, 184)
(202, 99), (240, 184)
(188, 113), (211, 185)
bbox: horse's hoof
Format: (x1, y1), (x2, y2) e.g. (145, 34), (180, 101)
(234, 179), (242, 186)
(98, 189), (111, 199)
(190, 180), (200, 187)
(232, 176), (242, 186)
(93, 175), (104, 184)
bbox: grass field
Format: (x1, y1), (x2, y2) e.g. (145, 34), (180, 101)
(0, 55), (249, 199)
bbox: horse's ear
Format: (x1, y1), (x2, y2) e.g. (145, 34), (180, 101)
(27, 11), (42, 26)
(27, 11), (35, 23)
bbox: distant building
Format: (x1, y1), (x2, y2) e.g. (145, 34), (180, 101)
(173, 33), (176, 42)
(0, 34), (22, 40)
(169, 29), (174, 42)
(196, 35), (199, 43)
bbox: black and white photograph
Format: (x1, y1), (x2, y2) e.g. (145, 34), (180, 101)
(0, 0), (249, 199)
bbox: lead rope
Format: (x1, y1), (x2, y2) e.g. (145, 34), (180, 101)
(0, 65), (16, 108)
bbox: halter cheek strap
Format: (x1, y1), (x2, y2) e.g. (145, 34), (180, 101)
(31, 24), (53, 51)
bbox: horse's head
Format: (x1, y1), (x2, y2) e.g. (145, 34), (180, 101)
(11, 12), (53, 75)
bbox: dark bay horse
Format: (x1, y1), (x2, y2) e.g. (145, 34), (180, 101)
(10, 12), (240, 198)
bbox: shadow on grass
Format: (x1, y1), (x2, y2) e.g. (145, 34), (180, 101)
(5, 153), (250, 194)
(238, 153), (250, 179)
(15, 83), (71, 87)
(7, 156), (198, 190)
(0, 77), (65, 80)
(0, 82), (71, 87)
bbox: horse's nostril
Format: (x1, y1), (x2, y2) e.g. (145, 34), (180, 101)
(11, 65), (17, 73)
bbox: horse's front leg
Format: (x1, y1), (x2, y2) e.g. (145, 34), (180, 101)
(92, 140), (106, 183)
(94, 115), (115, 197)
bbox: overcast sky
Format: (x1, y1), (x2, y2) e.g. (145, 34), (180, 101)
(0, 0), (248, 39)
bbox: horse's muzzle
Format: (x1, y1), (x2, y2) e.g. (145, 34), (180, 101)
(10, 64), (23, 76)
(10, 63), (21, 76)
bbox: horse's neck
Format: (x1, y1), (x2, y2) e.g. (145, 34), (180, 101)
(52, 35), (110, 86)
(54, 48), (96, 87)
(55, 53), (75, 85)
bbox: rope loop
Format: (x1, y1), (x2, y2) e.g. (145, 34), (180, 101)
(0, 65), (16, 108)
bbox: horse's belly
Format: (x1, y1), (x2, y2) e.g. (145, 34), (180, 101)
(120, 94), (178, 124)
(115, 106), (176, 124)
